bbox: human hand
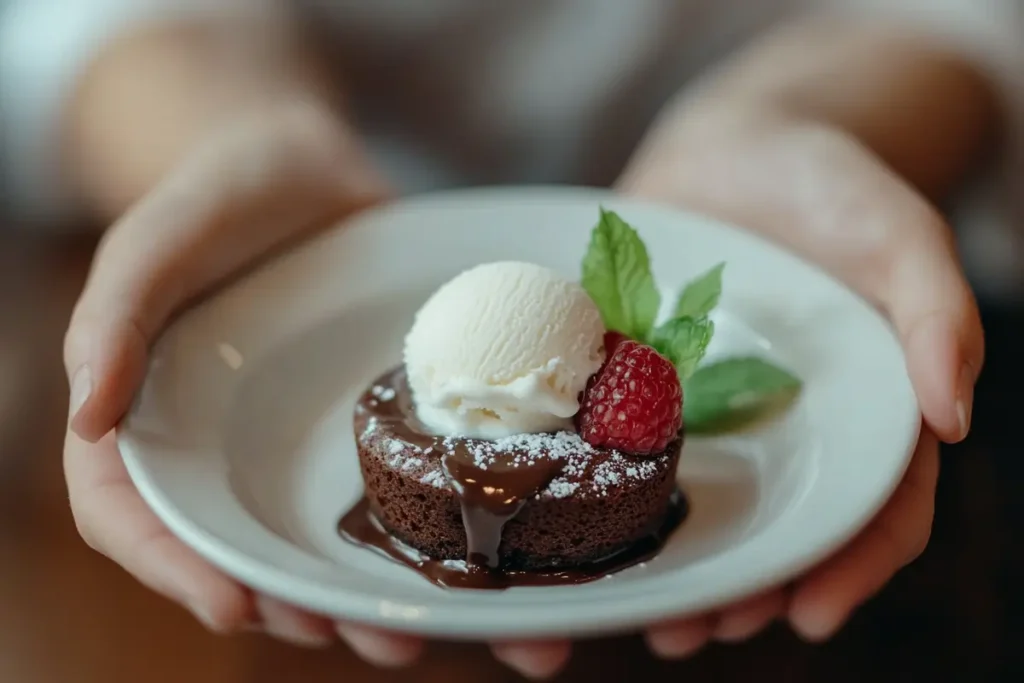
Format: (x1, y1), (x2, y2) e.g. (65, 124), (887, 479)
(60, 98), (616, 676)
(450, 108), (983, 679)
(610, 107), (983, 658)
(62, 101), (581, 674)
(61, 101), (424, 655)
(486, 105), (982, 680)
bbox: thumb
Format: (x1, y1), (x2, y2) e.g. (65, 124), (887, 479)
(619, 121), (983, 443)
(65, 104), (390, 442)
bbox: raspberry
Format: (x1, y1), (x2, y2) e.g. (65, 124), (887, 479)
(576, 340), (682, 455)
(602, 330), (630, 360)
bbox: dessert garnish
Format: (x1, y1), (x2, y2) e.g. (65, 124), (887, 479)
(581, 208), (801, 435)
(575, 340), (683, 454)
(338, 208), (801, 589)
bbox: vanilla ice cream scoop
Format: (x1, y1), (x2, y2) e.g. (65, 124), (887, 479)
(403, 261), (606, 438)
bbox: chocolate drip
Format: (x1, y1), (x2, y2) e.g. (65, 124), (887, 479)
(340, 367), (687, 589)
(352, 368), (569, 568)
(338, 491), (687, 589)
(441, 447), (565, 568)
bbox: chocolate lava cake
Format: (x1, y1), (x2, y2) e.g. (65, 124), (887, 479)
(348, 367), (683, 579)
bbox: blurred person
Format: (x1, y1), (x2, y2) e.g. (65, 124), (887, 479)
(0, 0), (1019, 678)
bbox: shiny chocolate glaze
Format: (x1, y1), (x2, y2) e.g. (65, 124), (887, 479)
(338, 491), (686, 589)
(338, 367), (687, 589)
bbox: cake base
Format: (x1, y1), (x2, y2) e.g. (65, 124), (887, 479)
(338, 490), (687, 589)
(345, 366), (686, 585)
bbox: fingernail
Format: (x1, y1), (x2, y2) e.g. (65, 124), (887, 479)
(645, 628), (709, 660)
(335, 624), (422, 668)
(190, 603), (227, 634)
(956, 363), (974, 439)
(789, 606), (843, 642)
(491, 643), (571, 681)
(262, 622), (334, 649)
(69, 365), (92, 420)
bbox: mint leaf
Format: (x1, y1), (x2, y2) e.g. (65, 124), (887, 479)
(674, 262), (725, 319)
(651, 316), (714, 379)
(581, 208), (661, 340)
(683, 357), (802, 435)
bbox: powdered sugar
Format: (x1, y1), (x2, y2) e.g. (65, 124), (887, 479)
(360, 417), (379, 440)
(419, 469), (447, 488)
(367, 423), (667, 499)
(464, 431), (599, 472)
(454, 431), (667, 499)
(545, 478), (581, 499)
(400, 457), (423, 472)
(371, 385), (397, 402)
(588, 453), (661, 495)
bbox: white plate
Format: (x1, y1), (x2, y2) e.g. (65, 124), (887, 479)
(118, 186), (919, 640)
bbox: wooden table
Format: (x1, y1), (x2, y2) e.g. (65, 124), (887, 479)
(1, 231), (1020, 682)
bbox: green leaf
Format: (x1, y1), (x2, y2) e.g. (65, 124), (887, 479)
(581, 208), (661, 340)
(674, 262), (725, 319)
(683, 357), (802, 435)
(650, 316), (715, 379)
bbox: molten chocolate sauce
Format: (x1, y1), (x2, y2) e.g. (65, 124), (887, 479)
(338, 491), (687, 589)
(338, 367), (687, 589)
(440, 449), (565, 569)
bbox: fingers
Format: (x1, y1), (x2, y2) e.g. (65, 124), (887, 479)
(883, 213), (983, 442)
(64, 431), (254, 631)
(254, 595), (335, 649)
(331, 631), (571, 676)
(65, 316), (149, 443)
(490, 640), (573, 680)
(788, 428), (940, 640)
(65, 102), (390, 441)
(712, 589), (787, 642)
(619, 120), (983, 443)
(65, 427), (430, 661)
(644, 588), (786, 660)
(335, 623), (424, 668)
(645, 616), (713, 659)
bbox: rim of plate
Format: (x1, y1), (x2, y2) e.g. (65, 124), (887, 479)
(118, 185), (919, 639)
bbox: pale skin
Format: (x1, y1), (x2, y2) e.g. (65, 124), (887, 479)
(62, 11), (992, 680)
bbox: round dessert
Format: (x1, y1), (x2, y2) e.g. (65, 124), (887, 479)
(338, 210), (802, 589)
(348, 366), (684, 586)
(339, 229), (708, 589)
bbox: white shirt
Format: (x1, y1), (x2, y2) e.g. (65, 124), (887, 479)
(1, 0), (1021, 294)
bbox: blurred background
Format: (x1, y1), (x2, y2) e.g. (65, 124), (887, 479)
(1, 0), (1023, 681)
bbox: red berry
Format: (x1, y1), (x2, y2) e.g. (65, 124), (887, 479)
(602, 330), (630, 360)
(576, 340), (682, 455)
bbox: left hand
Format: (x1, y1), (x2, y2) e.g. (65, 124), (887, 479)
(490, 106), (983, 677)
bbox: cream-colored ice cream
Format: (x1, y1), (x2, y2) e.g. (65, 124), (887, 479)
(403, 261), (606, 438)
